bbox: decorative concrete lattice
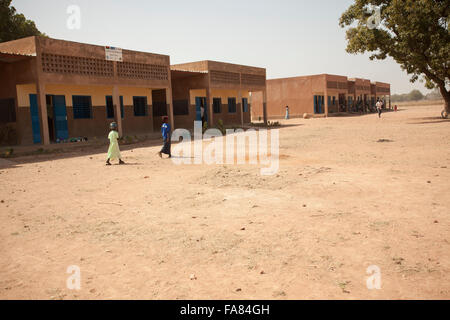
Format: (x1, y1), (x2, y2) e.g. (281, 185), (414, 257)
(328, 81), (348, 90)
(327, 81), (338, 89)
(210, 70), (240, 85)
(241, 73), (266, 86)
(377, 87), (390, 93)
(41, 53), (114, 77)
(338, 82), (348, 90)
(356, 85), (370, 91)
(117, 62), (168, 81)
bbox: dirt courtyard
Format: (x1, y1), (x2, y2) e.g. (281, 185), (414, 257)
(0, 103), (449, 300)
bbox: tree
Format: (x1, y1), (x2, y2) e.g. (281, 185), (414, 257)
(339, 0), (450, 118)
(0, 0), (45, 43)
(408, 89), (424, 101)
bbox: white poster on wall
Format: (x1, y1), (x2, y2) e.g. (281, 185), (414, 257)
(105, 46), (123, 62)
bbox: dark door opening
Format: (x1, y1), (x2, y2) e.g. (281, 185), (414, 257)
(46, 95), (69, 142)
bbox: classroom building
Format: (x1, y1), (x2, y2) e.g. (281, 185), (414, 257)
(170, 60), (267, 129)
(372, 81), (391, 108)
(0, 36), (174, 146)
(348, 78), (372, 112)
(251, 74), (390, 119)
(0, 37), (268, 146)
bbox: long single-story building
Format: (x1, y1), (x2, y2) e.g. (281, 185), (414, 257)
(170, 60), (267, 129)
(251, 74), (390, 119)
(0, 36), (173, 145)
(0, 37), (268, 146)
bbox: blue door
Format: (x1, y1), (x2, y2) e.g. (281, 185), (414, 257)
(315, 95), (324, 114)
(314, 95), (318, 114)
(242, 98), (249, 112)
(195, 97), (207, 122)
(29, 94), (41, 144)
(53, 95), (69, 140)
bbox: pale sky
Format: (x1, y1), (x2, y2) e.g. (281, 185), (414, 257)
(12, 0), (433, 94)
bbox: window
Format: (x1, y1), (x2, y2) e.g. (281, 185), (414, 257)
(213, 98), (221, 114)
(106, 96), (124, 119)
(133, 96), (148, 117)
(332, 96), (336, 106)
(0, 98), (16, 124)
(173, 100), (189, 116)
(228, 97), (236, 113)
(72, 96), (92, 119)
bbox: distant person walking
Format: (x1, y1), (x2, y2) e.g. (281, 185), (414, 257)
(285, 106), (290, 119)
(376, 100), (382, 118)
(158, 116), (171, 158)
(106, 122), (125, 166)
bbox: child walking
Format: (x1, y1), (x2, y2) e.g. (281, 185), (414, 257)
(106, 122), (125, 165)
(158, 116), (171, 158)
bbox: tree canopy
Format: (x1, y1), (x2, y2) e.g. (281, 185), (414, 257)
(339, 0), (450, 116)
(0, 0), (45, 43)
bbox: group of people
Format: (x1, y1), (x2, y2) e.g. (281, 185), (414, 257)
(106, 97), (390, 164)
(105, 116), (171, 166)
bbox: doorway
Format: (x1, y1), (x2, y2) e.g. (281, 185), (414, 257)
(195, 97), (207, 123)
(47, 95), (68, 142)
(29, 94), (41, 144)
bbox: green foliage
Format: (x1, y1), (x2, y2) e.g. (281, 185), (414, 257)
(0, 0), (45, 43)
(391, 89), (425, 102)
(339, 0), (450, 111)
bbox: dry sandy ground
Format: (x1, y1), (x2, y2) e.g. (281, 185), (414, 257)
(0, 104), (449, 300)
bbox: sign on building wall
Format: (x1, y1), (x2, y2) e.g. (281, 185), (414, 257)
(105, 46), (123, 62)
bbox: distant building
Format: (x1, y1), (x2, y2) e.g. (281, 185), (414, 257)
(252, 74), (390, 119)
(171, 60), (266, 129)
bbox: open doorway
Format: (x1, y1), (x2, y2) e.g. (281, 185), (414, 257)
(152, 89), (167, 131)
(338, 93), (346, 112)
(195, 97), (207, 125)
(46, 95), (69, 142)
(46, 95), (55, 142)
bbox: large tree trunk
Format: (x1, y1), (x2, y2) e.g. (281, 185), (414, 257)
(438, 85), (449, 118)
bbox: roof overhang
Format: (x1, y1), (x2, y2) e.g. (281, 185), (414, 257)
(170, 69), (208, 80)
(0, 51), (35, 63)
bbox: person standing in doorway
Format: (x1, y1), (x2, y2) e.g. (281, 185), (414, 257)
(158, 116), (171, 158)
(285, 106), (290, 119)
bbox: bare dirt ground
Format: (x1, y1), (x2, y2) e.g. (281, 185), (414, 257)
(0, 103), (449, 300)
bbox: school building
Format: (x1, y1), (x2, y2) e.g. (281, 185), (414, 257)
(0, 36), (268, 146)
(251, 74), (390, 119)
(0, 36), (174, 146)
(170, 60), (267, 128)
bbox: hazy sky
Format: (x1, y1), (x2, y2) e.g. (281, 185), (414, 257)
(12, 0), (433, 94)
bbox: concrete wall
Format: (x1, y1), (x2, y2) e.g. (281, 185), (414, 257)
(0, 58), (37, 145)
(252, 76), (317, 120)
(16, 83), (156, 142)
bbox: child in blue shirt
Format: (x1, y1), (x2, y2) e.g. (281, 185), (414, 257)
(158, 116), (171, 158)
